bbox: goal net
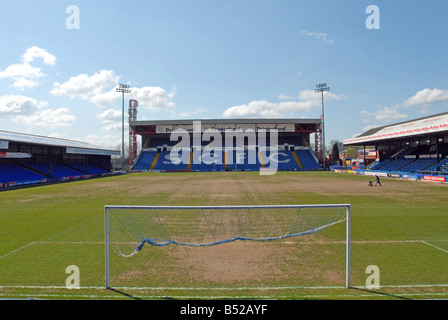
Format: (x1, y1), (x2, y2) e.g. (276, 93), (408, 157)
(105, 204), (351, 288)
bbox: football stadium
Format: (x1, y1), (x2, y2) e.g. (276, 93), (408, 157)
(0, 105), (447, 301)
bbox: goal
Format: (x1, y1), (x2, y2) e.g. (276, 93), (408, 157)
(104, 204), (351, 289)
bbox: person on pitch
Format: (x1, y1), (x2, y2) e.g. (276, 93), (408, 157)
(375, 174), (382, 187)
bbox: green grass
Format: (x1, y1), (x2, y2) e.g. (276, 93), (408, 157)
(0, 171), (447, 300)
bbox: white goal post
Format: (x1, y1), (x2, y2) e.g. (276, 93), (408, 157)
(105, 204), (351, 289)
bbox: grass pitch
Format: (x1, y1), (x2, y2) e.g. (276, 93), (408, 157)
(0, 171), (447, 300)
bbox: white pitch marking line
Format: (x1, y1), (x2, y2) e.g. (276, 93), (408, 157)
(2, 283), (448, 291)
(421, 241), (448, 254)
(1, 292), (448, 300)
(0, 242), (36, 259)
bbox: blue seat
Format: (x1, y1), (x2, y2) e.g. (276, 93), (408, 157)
(154, 151), (188, 171)
(133, 151), (157, 170)
(295, 150), (320, 169)
(0, 163), (46, 183)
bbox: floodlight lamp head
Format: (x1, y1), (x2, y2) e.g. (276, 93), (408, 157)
(116, 84), (132, 93)
(314, 83), (330, 92)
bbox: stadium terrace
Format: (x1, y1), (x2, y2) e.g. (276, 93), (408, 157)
(0, 130), (120, 189)
(129, 118), (324, 173)
(342, 111), (448, 182)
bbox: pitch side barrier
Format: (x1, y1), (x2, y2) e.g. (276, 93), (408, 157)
(333, 168), (448, 183)
(0, 171), (121, 190)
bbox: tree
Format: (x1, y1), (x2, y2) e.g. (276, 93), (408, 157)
(331, 142), (340, 160)
(345, 146), (359, 159)
(328, 140), (343, 160)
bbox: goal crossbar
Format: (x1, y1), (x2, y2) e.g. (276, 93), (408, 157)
(105, 204), (351, 289)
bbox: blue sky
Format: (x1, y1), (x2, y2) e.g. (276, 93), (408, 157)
(0, 0), (447, 150)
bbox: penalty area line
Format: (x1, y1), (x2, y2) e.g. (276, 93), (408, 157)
(1, 292), (448, 300)
(111, 283), (448, 291)
(420, 241), (448, 255)
(0, 242), (36, 260)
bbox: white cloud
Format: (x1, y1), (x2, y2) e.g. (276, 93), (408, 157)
(83, 134), (121, 150)
(102, 122), (126, 131)
(300, 30), (334, 45)
(223, 100), (302, 118)
(96, 108), (127, 131)
(90, 85), (176, 110)
(11, 107), (75, 129)
(223, 89), (344, 118)
(360, 88), (448, 124)
(0, 94), (75, 130)
(89, 87), (119, 107)
(0, 64), (43, 87)
(130, 86), (175, 111)
(399, 88), (448, 109)
(51, 70), (120, 99)
(360, 107), (408, 122)
(0, 46), (56, 89)
(23, 46), (56, 65)
(0, 95), (46, 114)
(97, 108), (122, 122)
(52, 70), (176, 113)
